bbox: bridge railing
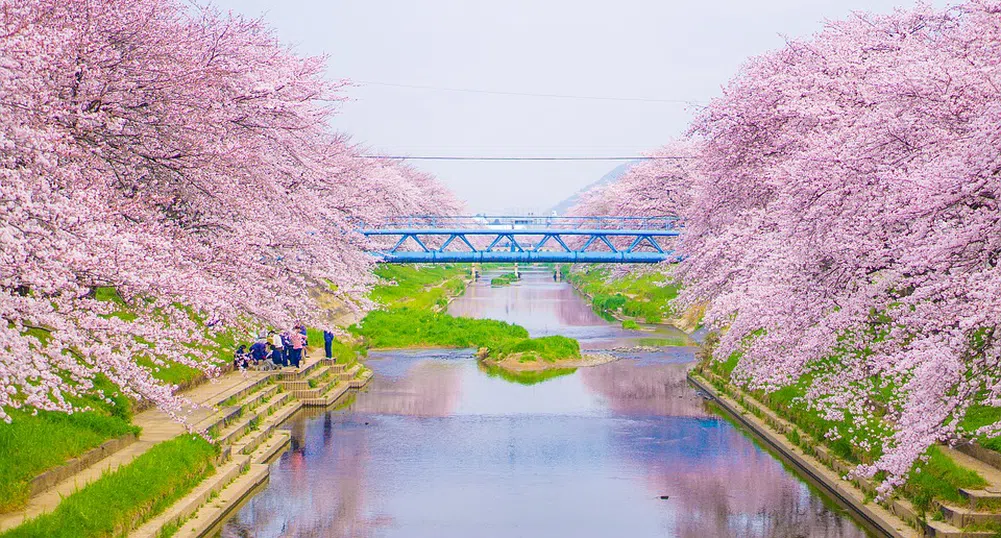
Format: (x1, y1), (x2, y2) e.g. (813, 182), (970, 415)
(354, 215), (680, 230)
(356, 215), (683, 264)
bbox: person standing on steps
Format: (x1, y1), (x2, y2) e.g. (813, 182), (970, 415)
(299, 323), (309, 357)
(323, 330), (335, 361)
(269, 331), (284, 367)
(282, 330), (293, 368)
(289, 327), (304, 368)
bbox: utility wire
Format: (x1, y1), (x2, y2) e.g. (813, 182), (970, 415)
(357, 155), (693, 161)
(354, 80), (702, 106)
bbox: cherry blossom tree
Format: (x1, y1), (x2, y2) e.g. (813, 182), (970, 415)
(570, 141), (696, 220)
(0, 0), (457, 423)
(569, 0), (1001, 496)
(680, 0), (1001, 494)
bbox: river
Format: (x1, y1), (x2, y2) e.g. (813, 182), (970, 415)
(219, 269), (876, 538)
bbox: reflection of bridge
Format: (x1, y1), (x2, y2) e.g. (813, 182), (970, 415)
(360, 216), (681, 263)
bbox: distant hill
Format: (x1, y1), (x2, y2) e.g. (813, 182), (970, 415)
(549, 161), (638, 215)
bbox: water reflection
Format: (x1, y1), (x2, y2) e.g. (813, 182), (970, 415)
(448, 270), (690, 350)
(221, 271), (873, 538)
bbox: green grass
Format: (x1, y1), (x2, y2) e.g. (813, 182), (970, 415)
(622, 320), (640, 330)
(905, 446), (987, 511)
(351, 308), (528, 349)
(490, 273), (519, 287)
(369, 264), (468, 311)
(959, 404), (1001, 452)
(563, 265), (680, 323)
(0, 376), (139, 513)
(494, 335), (580, 362)
(1, 435), (217, 538)
(701, 344), (987, 515)
(355, 264), (581, 363)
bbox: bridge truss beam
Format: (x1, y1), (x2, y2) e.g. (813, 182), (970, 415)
(360, 228), (681, 264)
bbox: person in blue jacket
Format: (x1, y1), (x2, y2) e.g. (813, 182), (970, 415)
(323, 330), (335, 361)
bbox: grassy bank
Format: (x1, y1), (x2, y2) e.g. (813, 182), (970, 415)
(370, 264), (467, 311)
(1, 287), (255, 515)
(563, 265), (680, 323)
(0, 380), (139, 512)
(353, 264), (581, 364)
(697, 348), (987, 516)
(0, 435), (217, 538)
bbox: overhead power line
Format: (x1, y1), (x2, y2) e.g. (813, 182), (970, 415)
(354, 80), (702, 106)
(357, 155), (693, 161)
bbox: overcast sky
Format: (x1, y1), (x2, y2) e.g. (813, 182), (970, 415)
(211, 0), (949, 214)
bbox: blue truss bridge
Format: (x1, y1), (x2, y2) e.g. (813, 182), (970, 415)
(358, 215), (681, 264)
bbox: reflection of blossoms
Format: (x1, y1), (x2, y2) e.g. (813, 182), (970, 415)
(579, 361), (708, 418)
(646, 442), (867, 538)
(350, 362), (462, 417)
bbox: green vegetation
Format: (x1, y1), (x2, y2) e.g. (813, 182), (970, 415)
(305, 327), (361, 366)
(0, 377), (139, 512)
(0, 435), (217, 538)
(959, 404), (1001, 453)
(700, 348), (987, 517)
(0, 286), (245, 515)
(621, 320), (640, 330)
(494, 335), (580, 363)
(563, 265), (680, 323)
(351, 309), (528, 350)
(354, 264), (580, 363)
(490, 273), (519, 287)
(903, 446), (987, 511)
(370, 264), (467, 311)
(635, 337), (688, 347)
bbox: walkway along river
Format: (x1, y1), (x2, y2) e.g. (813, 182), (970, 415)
(218, 269), (878, 537)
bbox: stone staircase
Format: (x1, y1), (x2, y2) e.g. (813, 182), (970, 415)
(130, 356), (371, 537)
(1, 353), (373, 538)
(131, 375), (300, 538)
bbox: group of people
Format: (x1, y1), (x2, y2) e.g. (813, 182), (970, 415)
(234, 324), (338, 371)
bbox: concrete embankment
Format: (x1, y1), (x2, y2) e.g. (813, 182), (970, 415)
(688, 372), (920, 538)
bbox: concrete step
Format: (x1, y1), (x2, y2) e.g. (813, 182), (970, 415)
(283, 369), (344, 400)
(349, 368), (373, 389)
(213, 391), (291, 448)
(129, 455), (251, 538)
(924, 519), (997, 537)
(192, 382), (279, 436)
(277, 358), (323, 380)
(301, 380), (350, 407)
(278, 365), (332, 392)
(940, 502), (1001, 528)
(199, 374), (274, 410)
(229, 396), (298, 457)
(959, 487), (1001, 511)
(165, 463), (270, 538)
(248, 430), (291, 465)
(340, 363), (361, 381)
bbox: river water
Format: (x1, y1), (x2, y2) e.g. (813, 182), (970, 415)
(220, 270), (875, 538)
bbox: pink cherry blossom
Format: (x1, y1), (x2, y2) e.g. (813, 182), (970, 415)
(1, 0), (459, 424)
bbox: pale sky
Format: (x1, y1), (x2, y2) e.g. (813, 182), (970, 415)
(211, 0), (949, 214)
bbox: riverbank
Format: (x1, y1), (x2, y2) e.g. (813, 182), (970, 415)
(689, 372), (920, 538)
(560, 264), (703, 334)
(690, 366), (1001, 538)
(353, 265), (584, 365)
(0, 352), (373, 538)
